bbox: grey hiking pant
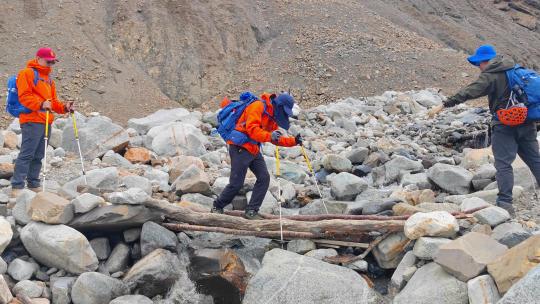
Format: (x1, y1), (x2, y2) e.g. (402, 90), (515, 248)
(11, 122), (47, 189)
(491, 122), (540, 204)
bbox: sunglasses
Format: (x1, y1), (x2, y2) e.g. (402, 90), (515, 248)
(46, 60), (56, 65)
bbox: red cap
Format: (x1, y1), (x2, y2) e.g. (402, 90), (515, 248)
(36, 48), (58, 61)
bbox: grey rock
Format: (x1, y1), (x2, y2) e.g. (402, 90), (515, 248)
(61, 167), (119, 199)
(20, 222), (98, 274)
(467, 275), (500, 304)
(401, 172), (431, 190)
(389, 251), (417, 295)
(143, 168), (170, 192)
(180, 193), (214, 208)
(498, 264), (540, 304)
(62, 116), (129, 160)
(110, 295), (154, 304)
(51, 277), (76, 304)
(89, 238), (111, 260)
(105, 243), (130, 274)
(444, 186), (524, 205)
(393, 263), (468, 304)
(12, 280), (44, 298)
(0, 275), (12, 304)
(322, 154), (352, 173)
(108, 188), (150, 205)
(287, 240), (316, 254)
(122, 175), (152, 195)
(147, 122), (207, 157)
(344, 147), (369, 165)
(0, 218), (12, 255)
(71, 193), (104, 214)
(70, 205), (161, 231)
(7, 258), (38, 281)
(298, 200), (347, 215)
(265, 158), (307, 184)
(304, 249), (338, 260)
(140, 221), (178, 257)
(373, 232), (410, 269)
(459, 197), (491, 212)
(361, 199), (399, 215)
(413, 237), (451, 260)
(428, 163), (473, 195)
(346, 260), (369, 272)
(473, 164), (496, 180)
(242, 249), (383, 304)
(123, 249), (183, 298)
(173, 164), (211, 195)
(102, 150), (133, 169)
(329, 172), (367, 200)
(71, 272), (129, 304)
(123, 228), (141, 243)
(491, 222), (532, 248)
(473, 206), (511, 227)
(384, 155), (424, 185)
(127, 108), (192, 135)
(0, 258), (7, 274)
(12, 189), (35, 225)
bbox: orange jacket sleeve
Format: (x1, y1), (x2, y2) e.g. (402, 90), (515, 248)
(278, 136), (297, 147)
(17, 69), (43, 112)
(245, 101), (272, 143)
(50, 81), (66, 114)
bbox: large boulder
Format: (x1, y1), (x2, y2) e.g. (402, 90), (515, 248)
(498, 264), (540, 304)
(60, 167), (119, 199)
(61, 116), (129, 160)
(329, 172), (367, 200)
(434, 232), (508, 281)
(0, 218), (12, 255)
(140, 221), (178, 257)
(110, 295), (153, 304)
(487, 235), (540, 293)
(467, 275), (500, 304)
(127, 108), (193, 135)
(173, 164), (211, 195)
(393, 262), (468, 304)
(322, 154), (352, 173)
(28, 192), (74, 224)
(20, 222), (98, 274)
(265, 158), (307, 184)
(242, 249), (383, 304)
(70, 205), (161, 231)
(146, 122), (207, 157)
(404, 211), (459, 240)
(427, 163), (473, 195)
(71, 272), (129, 304)
(123, 249), (183, 298)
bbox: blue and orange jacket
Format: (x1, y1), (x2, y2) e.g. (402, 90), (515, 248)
(221, 93), (296, 155)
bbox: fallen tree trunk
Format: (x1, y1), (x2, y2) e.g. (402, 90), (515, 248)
(163, 223), (321, 239)
(144, 199), (405, 238)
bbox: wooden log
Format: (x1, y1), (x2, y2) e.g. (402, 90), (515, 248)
(163, 223), (320, 240)
(144, 199), (405, 237)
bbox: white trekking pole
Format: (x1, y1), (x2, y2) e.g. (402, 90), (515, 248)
(275, 145), (284, 248)
(71, 111), (87, 185)
(42, 111), (50, 192)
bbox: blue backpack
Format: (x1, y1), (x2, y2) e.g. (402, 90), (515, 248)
(6, 68), (50, 117)
(216, 92), (267, 146)
(506, 65), (540, 121)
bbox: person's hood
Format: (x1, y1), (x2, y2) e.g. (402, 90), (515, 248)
(483, 55), (515, 73)
(27, 59), (52, 76)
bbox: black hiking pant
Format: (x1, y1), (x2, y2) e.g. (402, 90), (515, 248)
(492, 122), (540, 204)
(214, 145), (270, 212)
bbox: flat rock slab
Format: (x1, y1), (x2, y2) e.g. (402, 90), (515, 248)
(69, 205), (161, 231)
(487, 235), (540, 294)
(435, 232), (507, 282)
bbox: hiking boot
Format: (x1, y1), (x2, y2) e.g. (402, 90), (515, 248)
(211, 206), (224, 214)
(244, 210), (264, 220)
(10, 188), (23, 198)
(497, 201), (516, 216)
(28, 187), (42, 193)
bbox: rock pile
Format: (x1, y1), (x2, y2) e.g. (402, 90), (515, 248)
(0, 88), (538, 303)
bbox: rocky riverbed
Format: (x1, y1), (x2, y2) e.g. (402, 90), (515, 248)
(0, 89), (538, 303)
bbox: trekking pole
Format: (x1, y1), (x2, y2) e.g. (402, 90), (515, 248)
(300, 145), (329, 214)
(71, 111), (87, 185)
(42, 111), (50, 192)
(275, 145), (285, 248)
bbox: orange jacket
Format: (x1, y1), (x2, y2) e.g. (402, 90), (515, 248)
(222, 93), (296, 155)
(17, 59), (66, 124)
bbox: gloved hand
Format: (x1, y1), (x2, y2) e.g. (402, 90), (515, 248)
(41, 100), (52, 111)
(295, 134), (303, 146)
(65, 101), (75, 113)
(271, 130), (283, 143)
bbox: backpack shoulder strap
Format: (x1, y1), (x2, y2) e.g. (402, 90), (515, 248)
(30, 68), (52, 86)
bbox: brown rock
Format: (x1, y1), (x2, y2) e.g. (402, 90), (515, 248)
(373, 232), (412, 269)
(190, 249), (249, 294)
(435, 232), (507, 281)
(0, 164), (14, 179)
(2, 131), (17, 150)
(487, 234), (540, 294)
(168, 156), (205, 183)
(28, 192), (74, 224)
(124, 147), (151, 164)
(392, 203), (423, 216)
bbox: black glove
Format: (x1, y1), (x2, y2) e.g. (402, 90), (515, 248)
(271, 130), (283, 143)
(295, 134), (303, 146)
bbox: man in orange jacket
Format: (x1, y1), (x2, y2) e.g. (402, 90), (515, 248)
(213, 92), (301, 219)
(11, 48), (73, 195)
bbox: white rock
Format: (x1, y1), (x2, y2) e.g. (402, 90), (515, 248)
(404, 211), (459, 240)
